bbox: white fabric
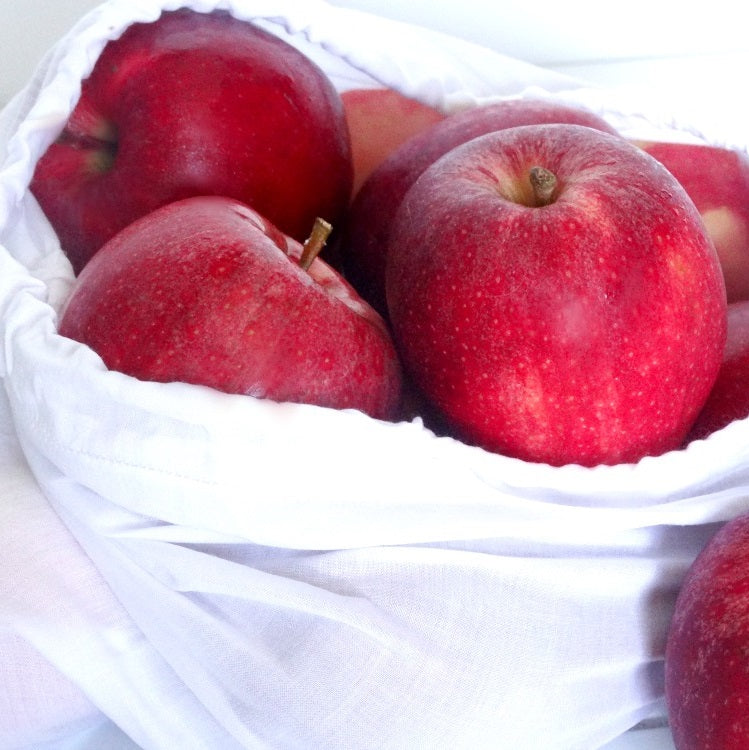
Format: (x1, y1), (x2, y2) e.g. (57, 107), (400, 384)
(2, 1), (749, 748)
(0, 397), (102, 749)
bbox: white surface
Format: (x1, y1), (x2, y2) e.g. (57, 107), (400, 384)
(602, 726), (676, 750)
(42, 719), (679, 749)
(2, 1), (748, 105)
(328, 0), (749, 66)
(0, 1), (101, 106)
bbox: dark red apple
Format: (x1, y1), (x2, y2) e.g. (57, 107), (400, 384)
(338, 98), (620, 315)
(31, 8), (352, 274)
(386, 123), (726, 467)
(687, 299), (749, 441)
(341, 87), (445, 195)
(665, 511), (749, 749)
(635, 140), (749, 303)
(58, 196), (402, 420)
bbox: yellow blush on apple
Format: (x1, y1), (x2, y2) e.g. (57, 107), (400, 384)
(635, 140), (749, 303)
(701, 206), (749, 300)
(341, 87), (445, 196)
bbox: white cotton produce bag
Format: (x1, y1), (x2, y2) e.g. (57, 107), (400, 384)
(2, 1), (749, 748)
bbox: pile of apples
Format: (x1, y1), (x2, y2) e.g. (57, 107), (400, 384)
(35, 9), (402, 421)
(33, 8), (749, 468)
(28, 9), (749, 748)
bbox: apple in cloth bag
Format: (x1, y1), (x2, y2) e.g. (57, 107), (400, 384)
(2, 1), (749, 749)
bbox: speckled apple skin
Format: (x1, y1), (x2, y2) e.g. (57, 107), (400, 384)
(31, 8), (352, 274)
(666, 513), (749, 749)
(386, 123), (726, 467)
(636, 141), (749, 304)
(339, 98), (620, 316)
(687, 300), (749, 441)
(58, 196), (401, 420)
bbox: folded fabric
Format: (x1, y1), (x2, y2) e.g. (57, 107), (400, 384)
(2, 1), (748, 748)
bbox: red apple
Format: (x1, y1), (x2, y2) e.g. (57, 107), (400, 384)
(31, 8), (352, 274)
(665, 511), (749, 749)
(341, 87), (445, 195)
(386, 123), (726, 467)
(634, 140), (749, 303)
(338, 98), (620, 315)
(58, 196), (402, 420)
(686, 300), (749, 441)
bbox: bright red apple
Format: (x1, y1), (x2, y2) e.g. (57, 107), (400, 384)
(341, 87), (445, 195)
(686, 299), (749, 441)
(338, 97), (620, 315)
(31, 8), (352, 274)
(386, 123), (726, 467)
(635, 140), (749, 303)
(58, 196), (402, 420)
(665, 511), (749, 749)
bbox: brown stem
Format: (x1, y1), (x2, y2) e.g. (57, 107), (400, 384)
(529, 166), (557, 207)
(299, 217), (332, 270)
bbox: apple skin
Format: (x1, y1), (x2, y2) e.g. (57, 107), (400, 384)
(386, 123), (726, 467)
(57, 196), (402, 421)
(31, 9), (352, 275)
(341, 87), (446, 196)
(635, 140), (749, 303)
(338, 98), (620, 315)
(665, 512), (749, 749)
(686, 300), (749, 441)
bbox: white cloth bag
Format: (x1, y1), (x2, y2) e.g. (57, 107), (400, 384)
(2, 1), (749, 748)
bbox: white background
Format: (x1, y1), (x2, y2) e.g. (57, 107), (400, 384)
(2, 0), (749, 107)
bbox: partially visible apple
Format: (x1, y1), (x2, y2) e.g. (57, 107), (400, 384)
(686, 300), (749, 441)
(31, 9), (352, 274)
(665, 511), (749, 749)
(339, 97), (620, 315)
(634, 140), (749, 303)
(58, 196), (402, 420)
(341, 87), (445, 195)
(386, 124), (726, 467)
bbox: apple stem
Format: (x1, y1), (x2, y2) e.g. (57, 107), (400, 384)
(529, 166), (557, 206)
(299, 217), (333, 270)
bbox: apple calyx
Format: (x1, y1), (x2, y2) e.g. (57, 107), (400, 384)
(529, 166), (557, 207)
(299, 217), (333, 270)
